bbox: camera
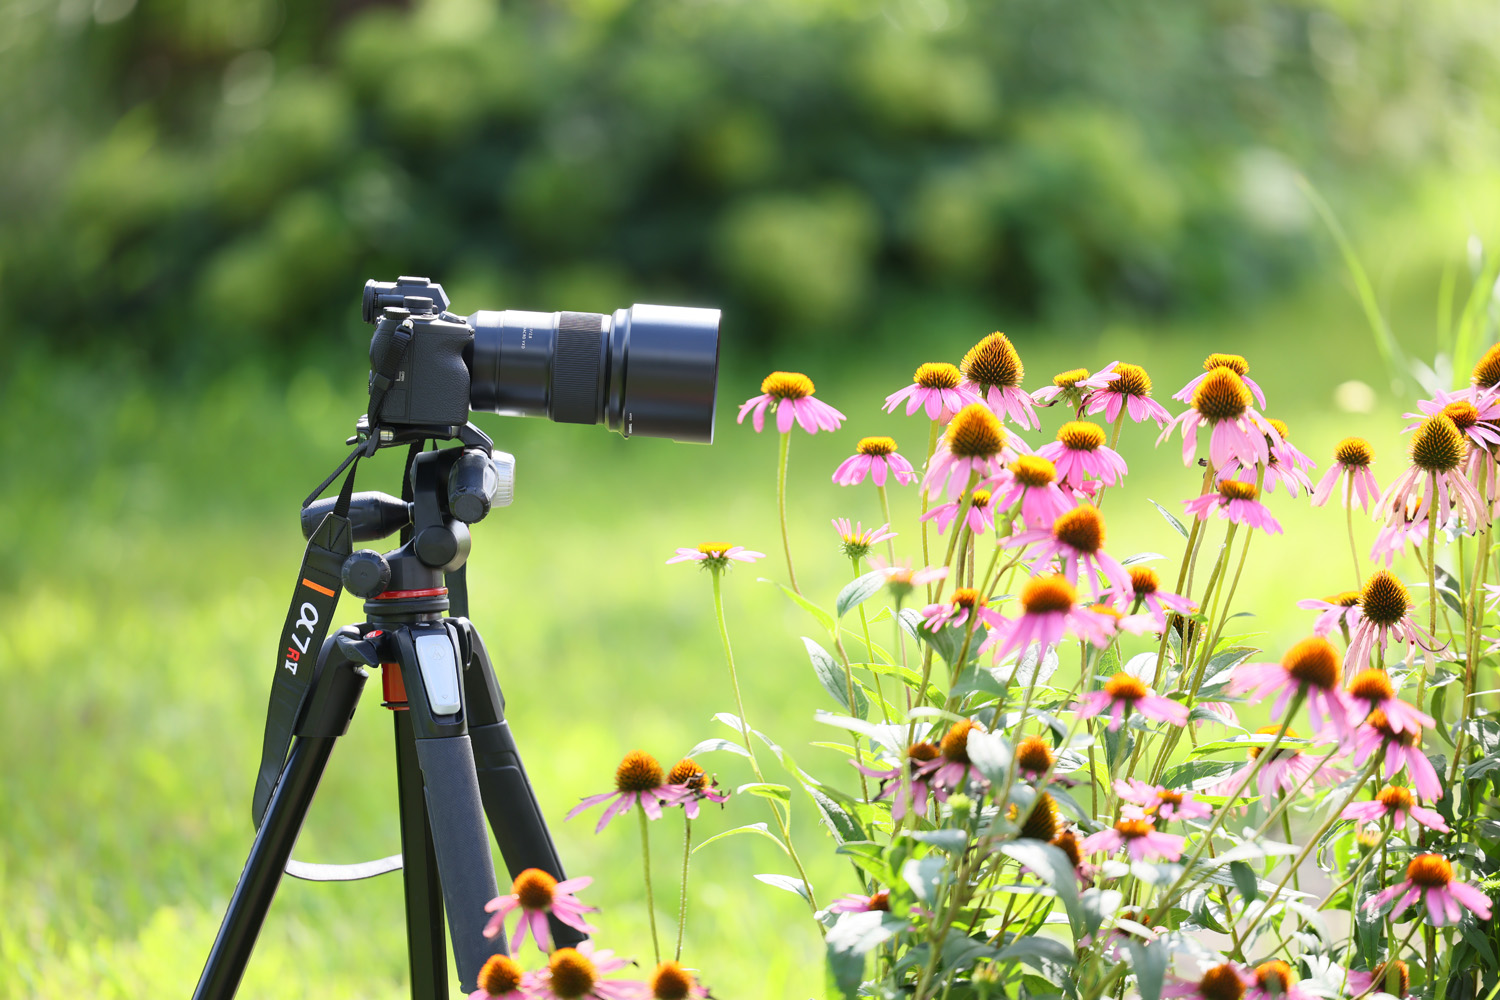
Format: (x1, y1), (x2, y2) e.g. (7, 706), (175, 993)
(362, 276), (721, 443)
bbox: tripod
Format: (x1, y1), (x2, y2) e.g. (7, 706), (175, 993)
(193, 438), (584, 999)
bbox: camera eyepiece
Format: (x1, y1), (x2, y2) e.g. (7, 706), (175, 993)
(467, 304), (720, 444)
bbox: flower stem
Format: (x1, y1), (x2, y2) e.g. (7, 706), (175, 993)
(776, 430), (800, 594)
(1418, 472), (1438, 710)
(675, 816), (691, 961)
(639, 807), (660, 965)
(921, 419), (941, 601)
(853, 556), (893, 724)
(709, 567), (819, 911)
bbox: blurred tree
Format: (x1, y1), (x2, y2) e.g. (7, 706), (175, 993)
(1, 0), (1496, 362)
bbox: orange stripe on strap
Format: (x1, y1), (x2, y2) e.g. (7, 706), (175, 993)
(302, 578), (336, 597)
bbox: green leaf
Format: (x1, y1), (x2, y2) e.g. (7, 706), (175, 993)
(910, 829), (968, 853)
(826, 911), (904, 999)
(693, 822), (788, 856)
(902, 856), (946, 905)
(1189, 733), (1311, 758)
(1127, 938), (1166, 1000)
(1149, 499), (1189, 540)
(805, 783), (867, 844)
(1122, 551), (1166, 566)
(685, 737), (751, 759)
(737, 782), (791, 803)
(1000, 842), (1083, 934)
(803, 637), (869, 718)
(764, 579), (836, 633)
(754, 872), (812, 899)
(966, 729), (1014, 785)
(837, 841), (897, 886)
(1230, 860), (1259, 903)
(837, 570), (887, 618)
(994, 934), (1076, 971)
(1161, 759), (1238, 789)
(813, 710), (907, 753)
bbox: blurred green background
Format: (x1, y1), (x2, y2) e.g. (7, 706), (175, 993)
(2, 0), (1499, 997)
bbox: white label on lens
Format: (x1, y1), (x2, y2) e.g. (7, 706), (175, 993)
(414, 633), (462, 716)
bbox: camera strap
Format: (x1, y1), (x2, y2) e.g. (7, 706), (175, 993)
(251, 463), (358, 827)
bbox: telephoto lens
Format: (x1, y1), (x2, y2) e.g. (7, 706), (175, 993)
(467, 305), (721, 444)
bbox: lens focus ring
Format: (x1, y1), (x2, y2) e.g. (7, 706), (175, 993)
(551, 312), (606, 424)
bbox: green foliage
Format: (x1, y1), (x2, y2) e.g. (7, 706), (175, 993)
(5, 0), (1498, 361)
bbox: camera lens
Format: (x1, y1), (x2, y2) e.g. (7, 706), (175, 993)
(467, 304), (720, 443)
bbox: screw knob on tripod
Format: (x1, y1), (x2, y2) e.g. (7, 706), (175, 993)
(342, 549), (392, 598)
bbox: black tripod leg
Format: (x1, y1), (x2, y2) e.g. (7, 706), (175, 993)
(454, 619), (585, 949)
(394, 709), (447, 1000)
(194, 638), (367, 1000)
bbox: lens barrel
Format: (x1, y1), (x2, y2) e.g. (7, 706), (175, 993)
(467, 304), (720, 444)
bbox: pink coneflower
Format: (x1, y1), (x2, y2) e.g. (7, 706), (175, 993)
(960, 332), (1039, 429)
(665, 758), (729, 819)
(1012, 792), (1062, 841)
(1183, 478), (1283, 534)
(1014, 735), (1058, 781)
(665, 543), (766, 571)
(855, 742), (940, 821)
(828, 889), (891, 914)
(1159, 364), (1280, 470)
(1341, 784), (1450, 833)
(1370, 506), (1430, 567)
(646, 962), (712, 1000)
(921, 486), (997, 536)
(1345, 571), (1440, 676)
(1005, 503), (1133, 597)
(1378, 414), (1485, 532)
(530, 942), (644, 1000)
(1404, 390), (1500, 453)
(920, 586), (1006, 633)
(1113, 779), (1213, 822)
(1052, 829), (1096, 886)
(1230, 636), (1353, 741)
(985, 455), (1076, 529)
(1038, 421), (1129, 490)
(1346, 961), (1412, 1000)
(1247, 961), (1318, 1000)
(868, 557), (948, 602)
(736, 371), (845, 434)
(1345, 669), (1433, 736)
(1075, 672), (1189, 732)
(1082, 361), (1172, 428)
(1079, 812), (1186, 861)
(981, 574), (1115, 666)
(1110, 565), (1197, 630)
(1297, 590), (1363, 638)
(832, 518), (898, 560)
(1353, 709), (1442, 801)
(1311, 437), (1381, 513)
(1174, 353), (1267, 408)
(1085, 602), (1157, 640)
(832, 436), (917, 487)
(482, 868), (599, 954)
(1212, 727), (1348, 801)
(1033, 367), (1108, 410)
(885, 362), (982, 421)
(1162, 962), (1256, 1000)
(913, 720), (988, 800)
(565, 750), (690, 833)
(1221, 417), (1316, 497)
(923, 403), (1027, 500)
(469, 954), (529, 1000)
(1366, 853), (1493, 926)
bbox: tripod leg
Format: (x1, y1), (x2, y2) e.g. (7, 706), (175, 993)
(394, 708), (448, 1000)
(454, 619), (586, 950)
(194, 639), (367, 1000)
(390, 622), (503, 993)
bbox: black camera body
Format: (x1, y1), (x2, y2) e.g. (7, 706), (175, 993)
(363, 276), (721, 444)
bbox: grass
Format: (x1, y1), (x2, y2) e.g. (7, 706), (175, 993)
(0, 233), (1482, 997)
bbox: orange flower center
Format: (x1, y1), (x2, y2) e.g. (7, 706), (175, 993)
(857, 435), (898, 456)
(1254, 961), (1293, 995)
(649, 961), (696, 1000)
(1371, 961), (1410, 996)
(1109, 363), (1152, 396)
(479, 955), (526, 996)
(1366, 708), (1419, 747)
(867, 890), (891, 911)
(1282, 636), (1340, 691)
(1010, 454), (1057, 487)
(914, 362), (962, 389)
(1053, 504), (1105, 554)
(1192, 367), (1253, 422)
(1103, 672), (1148, 703)
(1443, 400), (1479, 429)
(512, 868), (558, 910)
(1116, 818), (1154, 839)
(950, 587), (985, 610)
(1360, 570), (1412, 626)
(961, 332), (1024, 388)
(946, 404), (1007, 459)
(615, 750), (665, 792)
(760, 371), (814, 399)
(1218, 479), (1258, 501)
(1016, 735), (1054, 772)
(1053, 830), (1083, 867)
(1375, 785), (1415, 812)
(547, 948), (598, 999)
(1199, 964), (1247, 1000)
(1406, 853), (1454, 887)
(1474, 344), (1500, 389)
(1204, 353), (1250, 376)
(907, 741), (941, 764)
(1057, 421), (1106, 452)
(1410, 415), (1465, 472)
(1347, 669), (1395, 702)
(1130, 566), (1160, 595)
(941, 720), (981, 762)
(1249, 724), (1298, 760)
(667, 757), (707, 789)
(1335, 437), (1374, 466)
(1021, 574), (1076, 615)
(1052, 368), (1090, 389)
